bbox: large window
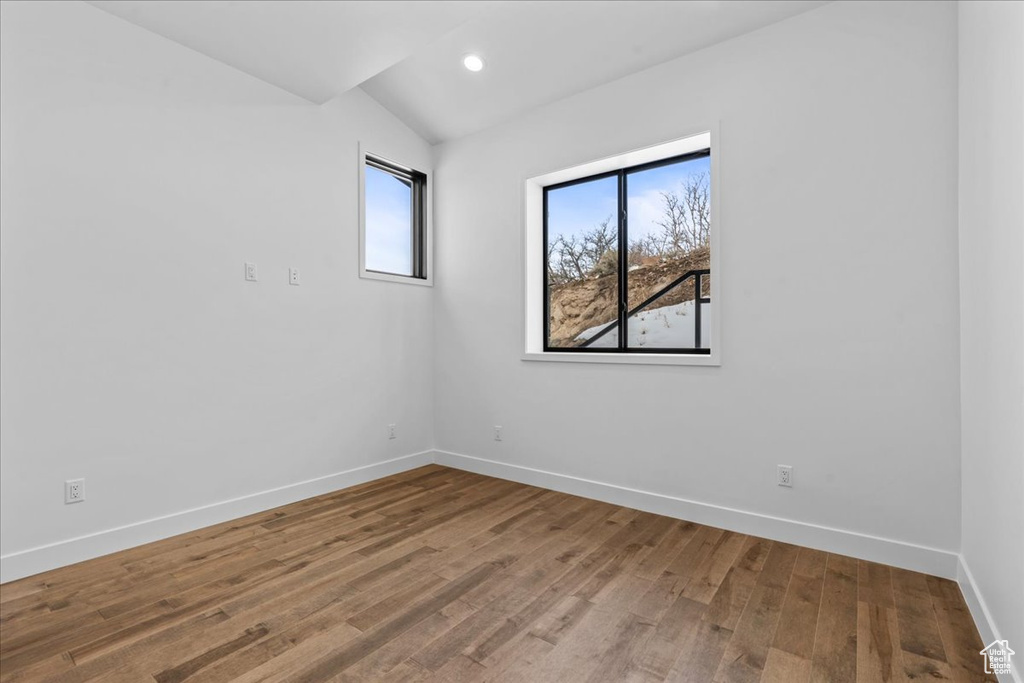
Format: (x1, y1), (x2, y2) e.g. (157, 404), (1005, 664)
(544, 149), (711, 354)
(361, 153), (428, 282)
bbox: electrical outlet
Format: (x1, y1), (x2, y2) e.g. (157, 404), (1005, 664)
(494, 426), (503, 441)
(388, 423), (397, 440)
(65, 478), (85, 504)
(245, 262), (258, 282)
(289, 267), (300, 286)
(777, 465), (793, 488)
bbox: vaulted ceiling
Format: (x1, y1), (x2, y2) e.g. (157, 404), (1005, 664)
(87, 0), (829, 144)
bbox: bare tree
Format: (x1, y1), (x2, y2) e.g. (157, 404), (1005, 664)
(653, 171), (710, 256)
(581, 218), (617, 267)
(627, 234), (662, 267)
(547, 215), (617, 283)
(548, 171), (710, 284)
(561, 234), (589, 280)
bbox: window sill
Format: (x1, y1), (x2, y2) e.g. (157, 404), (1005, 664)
(521, 352), (720, 367)
(359, 270), (433, 287)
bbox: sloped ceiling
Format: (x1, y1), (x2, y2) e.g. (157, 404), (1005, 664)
(86, 0), (829, 143)
(85, 0), (493, 104)
(361, 1), (830, 143)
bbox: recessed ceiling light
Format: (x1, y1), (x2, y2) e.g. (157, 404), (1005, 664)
(462, 54), (485, 72)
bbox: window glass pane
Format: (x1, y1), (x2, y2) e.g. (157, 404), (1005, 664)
(365, 164), (413, 276)
(625, 155), (711, 348)
(625, 273), (711, 349)
(546, 175), (618, 348)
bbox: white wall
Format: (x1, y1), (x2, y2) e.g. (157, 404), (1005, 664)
(958, 0), (1024, 675)
(5, 0), (1009, 616)
(0, 1), (434, 581)
(433, 1), (962, 570)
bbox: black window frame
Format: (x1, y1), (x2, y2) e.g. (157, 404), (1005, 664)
(542, 148), (712, 355)
(364, 153), (428, 280)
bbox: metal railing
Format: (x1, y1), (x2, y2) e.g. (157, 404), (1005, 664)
(580, 268), (710, 349)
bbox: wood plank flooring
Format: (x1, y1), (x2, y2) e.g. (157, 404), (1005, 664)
(0, 466), (994, 682)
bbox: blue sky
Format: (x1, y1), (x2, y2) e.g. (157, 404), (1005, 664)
(365, 165), (413, 275)
(547, 155), (710, 245)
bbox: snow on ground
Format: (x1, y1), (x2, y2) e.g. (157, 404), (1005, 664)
(575, 300), (712, 349)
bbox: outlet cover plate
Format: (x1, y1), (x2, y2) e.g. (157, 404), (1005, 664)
(65, 478), (85, 504)
(777, 465), (793, 488)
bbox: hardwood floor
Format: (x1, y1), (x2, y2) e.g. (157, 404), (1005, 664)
(0, 465), (993, 682)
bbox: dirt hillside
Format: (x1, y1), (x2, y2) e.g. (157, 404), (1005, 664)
(548, 246), (710, 347)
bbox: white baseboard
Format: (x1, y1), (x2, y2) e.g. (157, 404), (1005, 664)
(0, 447), (965, 585)
(434, 450), (960, 579)
(4, 446), (1010, 682)
(958, 556), (1022, 683)
(0, 451), (434, 584)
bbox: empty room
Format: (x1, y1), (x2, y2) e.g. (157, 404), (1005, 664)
(1, 1), (1021, 681)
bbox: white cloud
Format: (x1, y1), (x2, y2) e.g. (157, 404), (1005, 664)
(628, 188), (667, 241)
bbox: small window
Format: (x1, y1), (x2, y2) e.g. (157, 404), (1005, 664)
(361, 153), (428, 282)
(544, 149), (711, 354)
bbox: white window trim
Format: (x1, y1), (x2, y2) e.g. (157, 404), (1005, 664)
(358, 142), (434, 287)
(522, 125), (721, 366)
